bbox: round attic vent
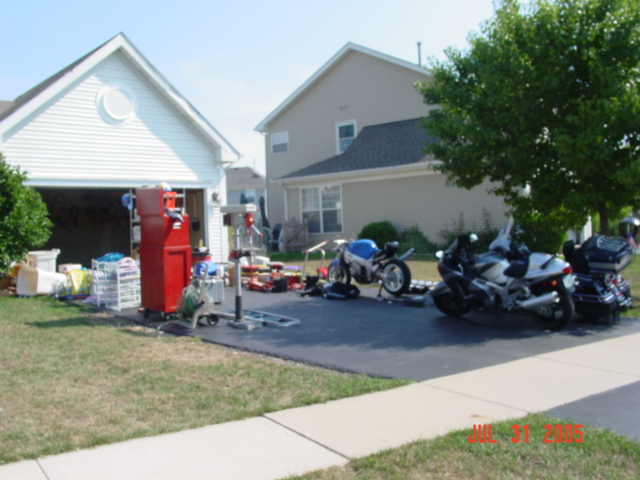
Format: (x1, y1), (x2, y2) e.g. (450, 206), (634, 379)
(96, 85), (136, 124)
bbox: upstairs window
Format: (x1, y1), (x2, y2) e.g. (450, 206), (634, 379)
(271, 132), (289, 153)
(336, 121), (356, 154)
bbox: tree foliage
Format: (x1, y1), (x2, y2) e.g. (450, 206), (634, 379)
(417, 0), (640, 238)
(0, 153), (52, 274)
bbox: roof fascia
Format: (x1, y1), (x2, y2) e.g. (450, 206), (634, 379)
(277, 161), (440, 187)
(254, 42), (432, 133)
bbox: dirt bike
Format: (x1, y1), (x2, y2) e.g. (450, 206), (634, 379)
(327, 239), (414, 296)
(431, 219), (576, 330)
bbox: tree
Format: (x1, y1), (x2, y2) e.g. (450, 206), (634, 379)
(0, 153), (52, 274)
(417, 0), (640, 242)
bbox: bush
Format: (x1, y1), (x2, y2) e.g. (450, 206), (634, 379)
(358, 221), (398, 247)
(399, 225), (439, 255)
(438, 210), (500, 253)
(515, 213), (567, 254)
(0, 154), (52, 274)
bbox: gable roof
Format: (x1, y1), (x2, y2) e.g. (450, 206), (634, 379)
(226, 166), (266, 190)
(254, 43), (432, 133)
(279, 118), (438, 181)
(0, 33), (239, 162)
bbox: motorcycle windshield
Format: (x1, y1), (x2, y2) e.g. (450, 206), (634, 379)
(489, 218), (514, 252)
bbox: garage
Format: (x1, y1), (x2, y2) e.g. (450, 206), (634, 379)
(0, 34), (238, 266)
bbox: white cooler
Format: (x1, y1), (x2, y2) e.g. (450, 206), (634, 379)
(17, 266), (66, 296)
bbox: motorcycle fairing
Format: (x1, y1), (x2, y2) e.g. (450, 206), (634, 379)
(347, 240), (378, 260)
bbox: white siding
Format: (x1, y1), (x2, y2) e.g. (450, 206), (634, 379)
(2, 52), (222, 188)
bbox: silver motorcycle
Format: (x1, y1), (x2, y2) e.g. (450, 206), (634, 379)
(431, 219), (577, 330)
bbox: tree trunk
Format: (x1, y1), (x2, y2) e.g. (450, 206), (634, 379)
(598, 201), (610, 235)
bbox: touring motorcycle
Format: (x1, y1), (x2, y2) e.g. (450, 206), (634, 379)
(327, 239), (414, 296)
(563, 235), (633, 324)
(431, 219), (577, 330)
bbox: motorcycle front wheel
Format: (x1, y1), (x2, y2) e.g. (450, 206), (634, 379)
(327, 262), (351, 285)
(432, 291), (472, 317)
(380, 259), (411, 297)
(532, 287), (574, 330)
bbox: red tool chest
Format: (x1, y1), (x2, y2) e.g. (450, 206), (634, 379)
(136, 188), (192, 317)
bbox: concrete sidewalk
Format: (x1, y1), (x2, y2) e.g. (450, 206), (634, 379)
(2, 332), (639, 480)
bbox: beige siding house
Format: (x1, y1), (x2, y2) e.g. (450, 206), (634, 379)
(255, 43), (507, 250)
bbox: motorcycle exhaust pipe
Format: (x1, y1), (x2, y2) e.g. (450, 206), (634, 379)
(518, 291), (558, 311)
(398, 248), (416, 261)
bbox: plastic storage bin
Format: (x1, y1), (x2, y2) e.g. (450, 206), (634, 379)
(26, 250), (60, 273)
(17, 267), (66, 296)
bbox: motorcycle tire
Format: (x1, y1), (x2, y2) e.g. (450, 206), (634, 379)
(532, 286), (574, 330)
(381, 259), (411, 297)
(327, 262), (351, 286)
(433, 291), (472, 317)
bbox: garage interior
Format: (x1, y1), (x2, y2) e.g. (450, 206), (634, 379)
(38, 188), (206, 268)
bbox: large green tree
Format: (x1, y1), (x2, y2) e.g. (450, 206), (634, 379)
(0, 153), (52, 274)
(417, 0), (640, 239)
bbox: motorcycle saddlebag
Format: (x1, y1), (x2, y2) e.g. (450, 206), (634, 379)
(566, 235), (633, 274)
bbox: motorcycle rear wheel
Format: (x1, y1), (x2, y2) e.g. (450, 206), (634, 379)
(381, 259), (411, 297)
(327, 262), (351, 285)
(532, 287), (574, 330)
(433, 292), (472, 317)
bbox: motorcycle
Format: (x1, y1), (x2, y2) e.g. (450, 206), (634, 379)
(327, 239), (415, 296)
(431, 219), (577, 330)
(562, 235), (633, 324)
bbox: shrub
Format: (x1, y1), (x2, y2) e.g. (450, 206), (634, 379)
(358, 221), (398, 247)
(0, 153), (52, 274)
(438, 210), (500, 253)
(399, 225), (439, 255)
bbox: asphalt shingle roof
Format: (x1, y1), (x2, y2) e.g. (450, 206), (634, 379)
(280, 118), (437, 180)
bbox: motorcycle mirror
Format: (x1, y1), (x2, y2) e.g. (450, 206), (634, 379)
(470, 233), (478, 243)
(436, 250), (444, 259)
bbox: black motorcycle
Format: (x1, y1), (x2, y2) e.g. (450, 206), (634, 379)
(562, 235), (633, 324)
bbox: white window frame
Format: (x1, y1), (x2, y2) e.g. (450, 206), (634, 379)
(300, 184), (343, 234)
(271, 131), (289, 154)
(335, 120), (356, 154)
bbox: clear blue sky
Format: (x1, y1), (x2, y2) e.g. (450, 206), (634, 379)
(0, 0), (496, 174)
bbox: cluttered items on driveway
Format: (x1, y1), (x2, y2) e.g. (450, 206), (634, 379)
(218, 204), (301, 330)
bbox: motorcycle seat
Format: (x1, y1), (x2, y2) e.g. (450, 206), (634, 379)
(504, 259), (528, 278)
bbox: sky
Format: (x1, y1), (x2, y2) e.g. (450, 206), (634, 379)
(0, 0), (497, 175)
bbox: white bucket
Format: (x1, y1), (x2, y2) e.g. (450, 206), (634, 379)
(26, 249), (61, 273)
(17, 266), (66, 296)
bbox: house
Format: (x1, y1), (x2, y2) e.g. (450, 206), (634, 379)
(225, 166), (267, 229)
(255, 42), (507, 249)
(0, 33), (239, 266)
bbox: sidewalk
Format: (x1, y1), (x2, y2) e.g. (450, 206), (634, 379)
(2, 332), (639, 480)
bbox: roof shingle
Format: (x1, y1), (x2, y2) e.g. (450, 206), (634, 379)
(280, 118), (437, 180)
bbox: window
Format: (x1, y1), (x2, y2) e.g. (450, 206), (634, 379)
(271, 132), (288, 153)
(301, 185), (342, 234)
(336, 120), (356, 154)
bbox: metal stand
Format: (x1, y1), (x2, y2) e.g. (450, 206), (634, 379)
(221, 204), (301, 330)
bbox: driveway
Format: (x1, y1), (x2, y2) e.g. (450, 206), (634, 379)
(124, 286), (640, 382)
(119, 286), (640, 441)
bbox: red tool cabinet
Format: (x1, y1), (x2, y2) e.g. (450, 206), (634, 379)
(136, 188), (192, 318)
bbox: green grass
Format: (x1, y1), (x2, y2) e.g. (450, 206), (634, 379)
(287, 414), (640, 480)
(0, 296), (409, 464)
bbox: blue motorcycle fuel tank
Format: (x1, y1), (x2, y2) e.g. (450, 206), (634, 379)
(347, 240), (378, 260)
